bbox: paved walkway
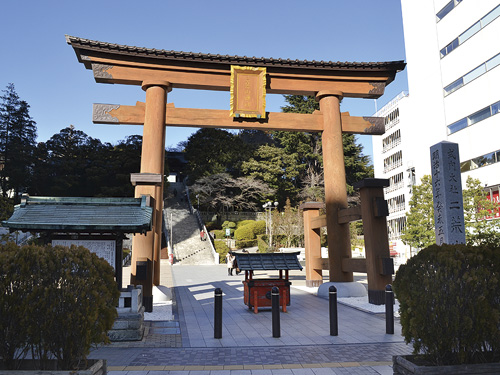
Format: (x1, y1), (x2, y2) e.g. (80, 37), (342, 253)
(91, 263), (411, 374)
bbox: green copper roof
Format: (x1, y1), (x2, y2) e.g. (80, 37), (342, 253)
(234, 252), (303, 271)
(2, 195), (153, 233)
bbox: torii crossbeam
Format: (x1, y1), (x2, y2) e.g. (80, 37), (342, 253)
(67, 35), (405, 311)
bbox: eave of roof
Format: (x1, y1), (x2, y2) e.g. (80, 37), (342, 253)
(66, 35), (406, 74)
(234, 252), (303, 271)
(2, 196), (153, 233)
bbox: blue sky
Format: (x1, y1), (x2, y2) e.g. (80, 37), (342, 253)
(0, 0), (407, 161)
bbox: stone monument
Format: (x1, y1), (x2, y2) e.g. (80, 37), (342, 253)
(430, 141), (466, 245)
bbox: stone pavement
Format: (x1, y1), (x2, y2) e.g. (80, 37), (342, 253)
(91, 263), (412, 374)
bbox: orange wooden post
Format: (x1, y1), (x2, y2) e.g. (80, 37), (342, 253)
(131, 81), (171, 312)
(253, 290), (258, 314)
(316, 91), (352, 283)
(281, 289), (287, 312)
(354, 178), (394, 305)
(300, 202), (324, 287)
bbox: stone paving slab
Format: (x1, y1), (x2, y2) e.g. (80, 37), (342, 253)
(93, 263), (412, 374)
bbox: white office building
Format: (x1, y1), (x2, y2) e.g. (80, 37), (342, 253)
(372, 0), (500, 259)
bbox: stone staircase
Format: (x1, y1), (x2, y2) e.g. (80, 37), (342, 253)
(165, 183), (214, 265)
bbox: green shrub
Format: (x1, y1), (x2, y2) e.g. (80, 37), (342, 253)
(257, 234), (269, 253)
(235, 224), (255, 241)
(0, 243), (119, 370)
(254, 220), (266, 235)
(393, 243), (500, 366)
(214, 240), (230, 264)
(236, 220), (254, 228)
(221, 221), (236, 229)
(235, 239), (257, 248)
(212, 229), (225, 239)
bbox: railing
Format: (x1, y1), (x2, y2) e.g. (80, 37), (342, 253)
(184, 181), (219, 264)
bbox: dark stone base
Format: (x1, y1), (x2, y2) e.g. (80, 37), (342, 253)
(368, 289), (385, 305)
(143, 296), (153, 312)
(306, 279), (323, 287)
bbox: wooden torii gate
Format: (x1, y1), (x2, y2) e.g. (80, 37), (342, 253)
(67, 35), (405, 311)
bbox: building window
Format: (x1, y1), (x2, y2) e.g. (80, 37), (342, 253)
(388, 195), (406, 214)
(382, 129), (401, 153)
(384, 172), (405, 194)
(387, 216), (407, 240)
(384, 151), (403, 173)
(444, 52), (500, 96)
(461, 148), (500, 172)
(384, 108), (400, 131)
(440, 3), (500, 59)
(447, 99), (500, 134)
(436, 0), (462, 22)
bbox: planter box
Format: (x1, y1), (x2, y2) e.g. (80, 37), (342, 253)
(0, 359), (106, 375)
(393, 355), (500, 374)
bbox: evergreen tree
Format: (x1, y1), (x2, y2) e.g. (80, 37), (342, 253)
(402, 175), (500, 249)
(401, 175), (435, 249)
(183, 128), (251, 182)
(280, 95), (373, 200)
(0, 84), (37, 201)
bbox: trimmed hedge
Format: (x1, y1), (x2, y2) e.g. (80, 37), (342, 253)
(393, 243), (500, 366)
(214, 240), (230, 264)
(0, 243), (119, 370)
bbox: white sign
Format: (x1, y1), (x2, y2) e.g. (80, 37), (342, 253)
(52, 239), (116, 270)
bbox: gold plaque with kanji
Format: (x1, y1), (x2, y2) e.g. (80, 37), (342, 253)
(230, 65), (266, 118)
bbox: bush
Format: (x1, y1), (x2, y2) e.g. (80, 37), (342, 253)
(214, 240), (230, 264)
(253, 220), (266, 235)
(221, 221), (236, 229)
(212, 229), (226, 239)
(393, 243), (500, 366)
(236, 220), (254, 228)
(257, 234), (269, 253)
(0, 243), (119, 370)
(235, 224), (255, 241)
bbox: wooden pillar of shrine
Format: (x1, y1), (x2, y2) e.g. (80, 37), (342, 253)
(130, 81), (170, 312)
(316, 91), (353, 283)
(300, 202), (324, 287)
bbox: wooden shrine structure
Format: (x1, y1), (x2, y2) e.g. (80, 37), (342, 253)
(67, 35), (405, 311)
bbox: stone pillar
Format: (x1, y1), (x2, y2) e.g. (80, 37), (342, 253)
(430, 141), (466, 245)
(316, 91), (352, 282)
(300, 202), (324, 287)
(131, 81), (170, 312)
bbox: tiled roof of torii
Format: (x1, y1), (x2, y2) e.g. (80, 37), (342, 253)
(66, 35), (406, 74)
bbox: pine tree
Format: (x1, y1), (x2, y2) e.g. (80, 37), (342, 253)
(280, 95), (373, 200)
(0, 84), (37, 201)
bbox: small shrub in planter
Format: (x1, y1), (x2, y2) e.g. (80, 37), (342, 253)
(393, 243), (500, 367)
(0, 243), (119, 371)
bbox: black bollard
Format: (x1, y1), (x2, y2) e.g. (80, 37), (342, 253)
(214, 288), (223, 339)
(329, 285), (338, 336)
(385, 284), (394, 334)
(271, 286), (280, 338)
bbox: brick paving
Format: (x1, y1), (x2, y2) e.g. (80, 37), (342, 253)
(91, 263), (412, 374)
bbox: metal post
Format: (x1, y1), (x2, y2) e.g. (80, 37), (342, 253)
(329, 285), (338, 336)
(271, 286), (280, 338)
(214, 288), (223, 339)
(385, 284), (394, 334)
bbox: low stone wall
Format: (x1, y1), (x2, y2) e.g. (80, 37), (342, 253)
(108, 285), (145, 341)
(201, 211), (265, 223)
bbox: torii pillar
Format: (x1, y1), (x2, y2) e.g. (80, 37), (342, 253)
(130, 80), (171, 312)
(316, 91), (353, 283)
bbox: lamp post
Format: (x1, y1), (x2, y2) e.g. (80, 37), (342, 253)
(263, 201), (278, 251)
(196, 194), (199, 211)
